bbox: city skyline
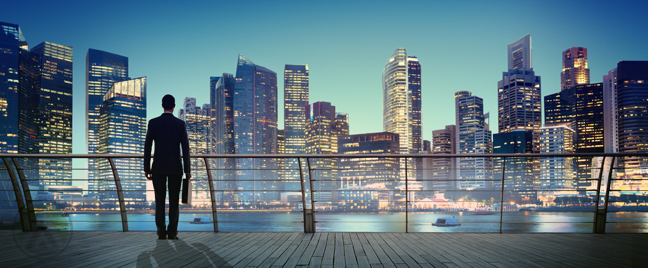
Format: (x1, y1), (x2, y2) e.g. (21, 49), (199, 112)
(3, 1), (647, 158)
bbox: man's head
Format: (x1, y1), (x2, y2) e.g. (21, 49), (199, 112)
(162, 94), (175, 111)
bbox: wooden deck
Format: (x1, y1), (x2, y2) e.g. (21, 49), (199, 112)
(0, 231), (646, 267)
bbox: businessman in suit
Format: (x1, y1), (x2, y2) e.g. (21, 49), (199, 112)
(144, 94), (191, 240)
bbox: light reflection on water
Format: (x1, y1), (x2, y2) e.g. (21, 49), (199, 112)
(33, 211), (648, 233)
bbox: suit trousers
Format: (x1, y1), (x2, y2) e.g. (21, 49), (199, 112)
(152, 174), (183, 237)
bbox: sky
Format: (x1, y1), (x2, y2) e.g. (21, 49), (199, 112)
(3, 0), (648, 158)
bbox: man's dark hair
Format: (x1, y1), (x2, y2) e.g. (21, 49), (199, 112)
(162, 94), (175, 110)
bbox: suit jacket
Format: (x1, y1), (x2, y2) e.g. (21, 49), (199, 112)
(144, 113), (191, 175)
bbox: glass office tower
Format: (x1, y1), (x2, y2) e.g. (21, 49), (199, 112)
(382, 49), (423, 182)
(234, 54), (278, 202)
(284, 64), (309, 191)
(97, 77), (146, 204)
(0, 22), (27, 154)
(179, 98), (211, 205)
(561, 47), (589, 91)
(31, 42), (73, 186)
(210, 74), (236, 203)
(616, 61), (648, 172)
(455, 91), (492, 190)
(86, 49), (129, 196)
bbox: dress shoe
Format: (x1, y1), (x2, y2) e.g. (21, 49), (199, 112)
(168, 235), (178, 240)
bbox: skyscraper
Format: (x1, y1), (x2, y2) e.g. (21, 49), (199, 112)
(284, 64), (309, 188)
(382, 48), (423, 180)
(455, 91), (492, 190)
(305, 102), (348, 203)
(497, 68), (542, 135)
(0, 22), (26, 155)
(561, 47), (589, 91)
(179, 98), (211, 204)
(96, 77), (146, 203)
(429, 125), (456, 191)
(603, 69), (618, 153)
(338, 132), (400, 190)
(507, 34), (532, 70)
(86, 49), (129, 196)
(539, 126), (575, 191)
(210, 74), (236, 202)
(31, 42), (73, 186)
(234, 54), (278, 202)
(616, 61), (648, 172)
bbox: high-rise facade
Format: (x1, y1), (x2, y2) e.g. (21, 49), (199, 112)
(96, 77), (146, 203)
(234, 54), (278, 202)
(305, 102), (348, 203)
(0, 22), (26, 155)
(284, 64), (309, 187)
(497, 68), (542, 135)
(561, 47), (589, 91)
(86, 49), (129, 196)
(382, 49), (423, 180)
(493, 130), (535, 203)
(210, 74), (236, 202)
(179, 98), (211, 204)
(616, 61), (648, 172)
(338, 132), (400, 190)
(429, 125), (456, 191)
(603, 69), (618, 153)
(507, 34), (532, 70)
(31, 42), (73, 186)
(455, 91), (492, 190)
(539, 126), (575, 191)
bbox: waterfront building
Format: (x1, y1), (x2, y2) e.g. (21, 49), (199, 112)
(284, 64), (309, 189)
(507, 34), (532, 70)
(493, 130), (536, 203)
(179, 98), (211, 205)
(86, 49), (129, 196)
(96, 77), (146, 203)
(0, 22), (41, 184)
(0, 22), (26, 155)
(210, 74), (236, 203)
(539, 126), (575, 192)
(427, 125), (456, 191)
(338, 132), (400, 188)
(561, 47), (589, 91)
(603, 69), (618, 153)
(455, 91), (492, 190)
(234, 54), (278, 202)
(30, 42), (74, 187)
(497, 68), (542, 136)
(382, 49), (423, 180)
(616, 61), (648, 173)
(305, 102), (348, 202)
(339, 183), (385, 211)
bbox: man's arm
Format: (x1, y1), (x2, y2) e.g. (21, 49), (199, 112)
(144, 123), (153, 180)
(180, 121), (191, 179)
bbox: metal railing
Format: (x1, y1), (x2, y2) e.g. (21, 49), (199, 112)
(1, 153), (647, 234)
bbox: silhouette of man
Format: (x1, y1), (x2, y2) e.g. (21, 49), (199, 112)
(144, 94), (191, 240)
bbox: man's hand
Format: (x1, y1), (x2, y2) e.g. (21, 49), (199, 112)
(185, 173), (192, 180)
(145, 172), (152, 180)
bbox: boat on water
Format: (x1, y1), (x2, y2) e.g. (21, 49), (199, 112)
(471, 209), (496, 215)
(190, 217), (212, 224)
(432, 217), (461, 227)
(61, 212), (69, 217)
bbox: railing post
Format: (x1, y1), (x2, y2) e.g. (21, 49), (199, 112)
(203, 157), (219, 232)
(107, 158), (128, 232)
(593, 156), (607, 233)
(306, 158), (316, 233)
(405, 157), (408, 233)
(598, 156), (616, 234)
(2, 158), (31, 232)
(11, 158), (38, 231)
(499, 157), (506, 233)
(297, 158), (312, 233)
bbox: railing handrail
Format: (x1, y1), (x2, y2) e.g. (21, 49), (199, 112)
(1, 153), (647, 158)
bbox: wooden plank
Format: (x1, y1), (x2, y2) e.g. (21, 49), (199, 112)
(369, 233), (404, 264)
(358, 233), (381, 265)
(247, 232), (294, 267)
(297, 232), (320, 265)
(281, 233), (312, 267)
(233, 232), (286, 268)
(309, 256), (323, 268)
(377, 233), (422, 268)
(313, 233), (328, 257)
(334, 233), (345, 268)
(345, 244), (359, 267)
(364, 233), (396, 268)
(322, 233), (335, 266)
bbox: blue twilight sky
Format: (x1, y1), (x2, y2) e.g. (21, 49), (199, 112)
(2, 0), (648, 156)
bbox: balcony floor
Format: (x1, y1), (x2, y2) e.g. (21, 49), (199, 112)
(0, 231), (646, 267)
